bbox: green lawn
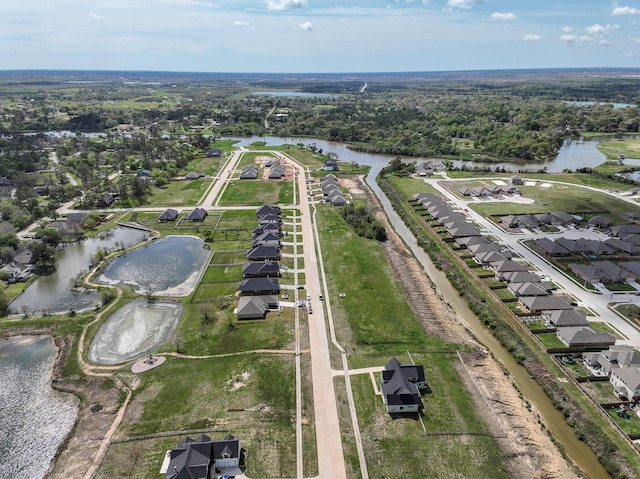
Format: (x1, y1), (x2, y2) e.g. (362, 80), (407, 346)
(144, 179), (212, 206)
(219, 180), (294, 206)
(598, 138), (640, 161)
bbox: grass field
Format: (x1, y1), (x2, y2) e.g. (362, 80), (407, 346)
(219, 180), (294, 206)
(598, 138), (640, 160)
(144, 178), (212, 206)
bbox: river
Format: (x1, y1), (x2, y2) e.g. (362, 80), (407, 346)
(234, 135), (610, 478)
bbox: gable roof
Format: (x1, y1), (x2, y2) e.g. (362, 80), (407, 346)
(158, 208), (179, 222)
(510, 282), (549, 296)
(237, 278), (280, 295)
(237, 295), (277, 319)
(535, 237), (570, 256)
(256, 205), (281, 217)
(242, 261), (280, 278)
(587, 215), (611, 227)
(500, 270), (542, 283)
(557, 326), (616, 348)
(543, 309), (589, 327)
(520, 296), (573, 312)
(246, 245), (281, 260)
(187, 207), (207, 221)
(380, 357), (425, 409)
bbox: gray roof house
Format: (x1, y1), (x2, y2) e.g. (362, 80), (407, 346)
(164, 433), (240, 479)
(568, 263), (602, 283)
(158, 208), (179, 222)
(543, 309), (589, 328)
(246, 246), (281, 261)
(592, 261), (630, 283)
(611, 367), (640, 400)
(576, 239), (613, 255)
(621, 233), (640, 245)
(499, 270), (542, 283)
(447, 224), (481, 238)
(185, 171), (205, 180)
(206, 148), (223, 157)
(237, 278), (280, 296)
(491, 260), (529, 273)
(187, 207), (208, 222)
(620, 261), (640, 280)
(380, 357), (428, 414)
(611, 224), (640, 238)
(256, 205), (281, 217)
(476, 251), (508, 265)
(253, 223), (282, 238)
(587, 215), (611, 228)
(509, 282), (549, 297)
(520, 296), (573, 313)
(252, 231), (281, 248)
(467, 243), (501, 256)
(535, 238), (570, 257)
(556, 327), (616, 348)
(551, 211), (578, 225)
(257, 214), (282, 225)
(584, 345), (640, 376)
(242, 261), (280, 278)
(457, 236), (491, 247)
(604, 238), (640, 255)
(555, 238), (585, 254)
(236, 295), (278, 320)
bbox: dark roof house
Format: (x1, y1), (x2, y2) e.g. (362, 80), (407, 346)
(242, 261), (281, 278)
(237, 278), (280, 296)
(380, 357), (428, 414)
(164, 433), (240, 479)
(158, 208), (179, 222)
(187, 207), (208, 222)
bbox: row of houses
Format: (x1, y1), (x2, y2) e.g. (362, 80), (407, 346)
(458, 184), (520, 198)
(568, 261), (640, 284)
(413, 192), (617, 350)
(158, 207), (208, 223)
(502, 211), (579, 230)
(319, 175), (347, 206)
(236, 205), (284, 320)
(239, 162), (286, 180)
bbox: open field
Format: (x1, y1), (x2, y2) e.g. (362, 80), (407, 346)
(143, 178), (212, 207)
(219, 180), (294, 206)
(598, 138), (640, 160)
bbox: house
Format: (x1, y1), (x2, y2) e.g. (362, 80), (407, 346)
(619, 261), (640, 280)
(137, 168), (152, 178)
(550, 211), (578, 225)
(556, 238), (586, 254)
(509, 282), (549, 297)
(576, 239), (613, 256)
(556, 326), (616, 348)
(324, 159), (339, 171)
(467, 243), (501, 256)
(623, 211), (640, 222)
(256, 205), (281, 217)
(97, 193), (115, 208)
(476, 251), (508, 265)
(456, 236), (491, 247)
(269, 164), (286, 179)
(0, 262), (34, 283)
(447, 224), (481, 238)
(543, 309), (589, 328)
(252, 223), (282, 238)
(236, 295), (278, 320)
(510, 175), (523, 185)
(164, 433), (240, 479)
(491, 260), (529, 273)
(587, 215), (611, 228)
(611, 367), (640, 400)
(331, 195), (348, 206)
(592, 260), (630, 283)
(158, 209), (179, 222)
(519, 296), (573, 313)
(499, 270), (542, 283)
(584, 345), (640, 375)
(206, 148), (223, 157)
(187, 207), (208, 222)
(66, 212), (88, 225)
(611, 224), (640, 237)
(242, 261), (280, 278)
(237, 278), (280, 296)
(257, 214), (282, 225)
(185, 171), (205, 180)
(380, 357), (428, 414)
(246, 246), (281, 261)
(240, 165), (259, 180)
(535, 238), (570, 257)
(252, 232), (281, 248)
(604, 238), (640, 255)
(621, 234), (640, 245)
(411, 192), (440, 202)
(569, 263), (602, 283)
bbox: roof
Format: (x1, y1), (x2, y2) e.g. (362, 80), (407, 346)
(557, 327), (616, 348)
(491, 259), (529, 273)
(543, 309), (589, 327)
(612, 367), (640, 392)
(237, 295), (277, 319)
(535, 238), (570, 256)
(242, 261), (280, 278)
(187, 207), (207, 221)
(500, 271), (542, 283)
(166, 434), (240, 479)
(568, 263), (602, 282)
(520, 296), (573, 312)
(611, 224), (640, 237)
(158, 208), (179, 221)
(256, 205), (281, 217)
(510, 282), (549, 296)
(604, 238), (640, 255)
(587, 215), (611, 227)
(246, 245), (281, 260)
(380, 357), (424, 408)
(237, 278), (279, 295)
(447, 224), (481, 238)
(592, 260), (629, 282)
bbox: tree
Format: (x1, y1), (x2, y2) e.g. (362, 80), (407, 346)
(28, 242), (56, 273)
(0, 289), (8, 317)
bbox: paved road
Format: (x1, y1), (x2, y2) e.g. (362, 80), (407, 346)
(277, 153), (348, 479)
(425, 176), (640, 346)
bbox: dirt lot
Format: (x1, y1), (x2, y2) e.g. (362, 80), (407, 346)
(357, 175), (583, 479)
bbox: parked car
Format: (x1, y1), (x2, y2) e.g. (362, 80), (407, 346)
(561, 356), (574, 365)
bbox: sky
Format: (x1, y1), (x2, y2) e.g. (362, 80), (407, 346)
(1, 0), (640, 73)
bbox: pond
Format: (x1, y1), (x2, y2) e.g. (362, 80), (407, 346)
(96, 235), (210, 296)
(0, 336), (78, 478)
(88, 299), (184, 365)
(9, 227), (148, 315)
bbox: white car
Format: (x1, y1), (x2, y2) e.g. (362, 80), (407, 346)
(306, 294), (311, 301)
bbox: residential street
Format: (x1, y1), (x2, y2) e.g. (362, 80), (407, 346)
(425, 177), (640, 347)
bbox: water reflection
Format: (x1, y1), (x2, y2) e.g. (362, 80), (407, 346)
(0, 336), (78, 478)
(9, 227), (148, 315)
(96, 236), (210, 296)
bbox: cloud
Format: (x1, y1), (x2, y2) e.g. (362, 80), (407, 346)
(89, 12), (104, 20)
(585, 23), (619, 35)
(562, 26), (573, 33)
(234, 20), (250, 27)
(560, 34), (593, 44)
(612, 6), (640, 15)
(298, 21), (312, 31)
(265, 0), (307, 11)
(447, 0), (483, 9)
(491, 12), (516, 21)
(598, 39), (613, 46)
(522, 34), (541, 41)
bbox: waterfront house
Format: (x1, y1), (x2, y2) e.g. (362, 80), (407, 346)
(158, 209), (179, 222)
(611, 367), (640, 400)
(187, 207), (208, 222)
(242, 261), (280, 278)
(164, 433), (240, 479)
